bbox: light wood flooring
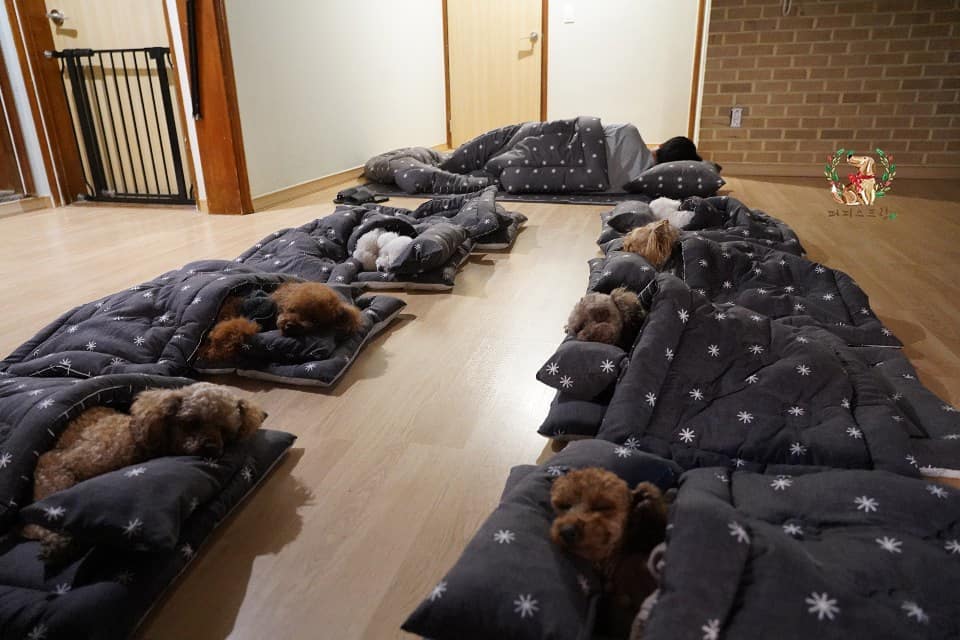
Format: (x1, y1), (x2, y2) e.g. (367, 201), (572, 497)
(0, 177), (957, 639)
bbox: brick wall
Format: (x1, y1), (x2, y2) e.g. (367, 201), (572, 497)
(698, 0), (960, 174)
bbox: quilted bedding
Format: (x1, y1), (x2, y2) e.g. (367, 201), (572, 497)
(235, 187), (526, 291)
(0, 260), (405, 387)
(0, 373), (295, 639)
(364, 117), (610, 195)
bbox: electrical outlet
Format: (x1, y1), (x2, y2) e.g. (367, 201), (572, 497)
(730, 107), (743, 128)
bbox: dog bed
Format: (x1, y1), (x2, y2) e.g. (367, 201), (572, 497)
(357, 182), (647, 205)
(0, 261), (405, 388)
(235, 187), (526, 291)
(0, 373), (296, 639)
(402, 439), (680, 640)
(643, 467), (960, 639)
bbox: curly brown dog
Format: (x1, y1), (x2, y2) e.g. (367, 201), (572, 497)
(24, 383), (267, 560)
(198, 283), (363, 362)
(622, 219), (680, 268)
(565, 287), (645, 346)
(550, 468), (668, 638)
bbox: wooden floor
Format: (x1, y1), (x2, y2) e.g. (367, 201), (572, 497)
(0, 177), (958, 639)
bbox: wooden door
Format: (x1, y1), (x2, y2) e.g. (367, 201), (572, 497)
(0, 44), (31, 198)
(445, 0), (545, 147)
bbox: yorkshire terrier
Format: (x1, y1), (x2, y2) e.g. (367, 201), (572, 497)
(622, 219), (680, 269)
(565, 287), (645, 347)
(198, 282), (363, 362)
(550, 467), (668, 638)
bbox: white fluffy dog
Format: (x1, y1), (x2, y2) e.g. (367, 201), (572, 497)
(649, 197), (694, 230)
(353, 228), (414, 272)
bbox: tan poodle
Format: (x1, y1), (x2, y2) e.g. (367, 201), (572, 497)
(566, 287), (644, 346)
(24, 383), (267, 559)
(550, 467), (668, 638)
(622, 220), (680, 268)
(198, 282), (364, 362)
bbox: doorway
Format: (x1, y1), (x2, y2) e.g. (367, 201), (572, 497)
(7, 0), (193, 205)
(444, 0), (547, 147)
(0, 43), (33, 203)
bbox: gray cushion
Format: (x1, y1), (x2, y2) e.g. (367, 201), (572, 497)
(624, 161), (725, 199)
(536, 341), (627, 400)
(588, 252), (657, 295)
(389, 222), (469, 275)
(606, 201), (657, 233)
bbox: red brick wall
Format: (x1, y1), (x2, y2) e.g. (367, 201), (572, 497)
(698, 0), (960, 173)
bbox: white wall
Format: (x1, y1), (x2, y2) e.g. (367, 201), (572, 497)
(226, 0), (447, 199)
(0, 2), (50, 197)
(547, 0), (701, 145)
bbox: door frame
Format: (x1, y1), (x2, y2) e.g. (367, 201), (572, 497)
(442, 0), (549, 148)
(0, 38), (34, 195)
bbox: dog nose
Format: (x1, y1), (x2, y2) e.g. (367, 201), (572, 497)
(560, 524), (579, 545)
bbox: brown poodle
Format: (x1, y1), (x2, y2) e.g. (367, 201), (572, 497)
(24, 383), (267, 560)
(198, 283), (363, 362)
(550, 468), (668, 637)
(565, 287), (645, 346)
(622, 220), (680, 268)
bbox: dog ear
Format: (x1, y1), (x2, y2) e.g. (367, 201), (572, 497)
(564, 299), (587, 336)
(129, 389), (182, 455)
(337, 303), (364, 334)
(236, 399), (266, 440)
(609, 287), (642, 325)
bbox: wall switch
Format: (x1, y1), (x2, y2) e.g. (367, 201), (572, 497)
(730, 107), (743, 128)
(562, 3), (575, 23)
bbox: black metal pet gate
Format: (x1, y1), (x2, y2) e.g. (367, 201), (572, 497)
(51, 47), (193, 205)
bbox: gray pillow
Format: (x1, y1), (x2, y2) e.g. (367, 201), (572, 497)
(536, 340), (627, 400)
(606, 201), (657, 233)
(389, 222), (468, 275)
(624, 161), (725, 199)
(588, 252), (657, 294)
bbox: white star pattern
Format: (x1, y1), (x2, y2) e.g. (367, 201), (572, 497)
(783, 523), (803, 536)
(748, 345), (764, 356)
(794, 303), (806, 312)
(600, 360), (615, 373)
(689, 388), (704, 401)
(180, 543), (195, 558)
(645, 392), (657, 407)
(901, 601), (929, 624)
(770, 477), (793, 491)
(241, 466), (254, 482)
(123, 518), (143, 538)
(722, 280), (733, 289)
(665, 348), (675, 361)
(702, 618), (721, 640)
(27, 624), (48, 640)
(757, 288), (769, 295)
(43, 505), (66, 521)
(846, 427), (863, 439)
(134, 336), (146, 346)
(546, 466), (565, 477)
(678, 309), (690, 323)
(906, 454), (918, 467)
(854, 496), (879, 513)
(304, 363), (317, 372)
(926, 484), (948, 499)
(806, 592), (840, 621)
(698, 259), (708, 267)
(790, 442), (807, 456)
(881, 328), (893, 336)
(841, 398), (851, 409)
(85, 341), (97, 351)
(0, 452), (11, 469)
(733, 458), (747, 468)
(429, 581), (447, 601)
(38, 398), (55, 410)
(514, 594), (539, 618)
(796, 336), (809, 344)
(679, 428), (696, 443)
(577, 574), (590, 594)
(124, 466), (147, 478)
(822, 293), (834, 301)
(66, 325), (78, 333)
(815, 266), (826, 274)
(737, 411), (754, 424)
(624, 437), (641, 450)
(750, 314), (762, 323)
(493, 529), (516, 544)
(784, 285), (795, 293)
(110, 357), (125, 366)
(945, 540), (960, 554)
(876, 536), (902, 553)
(708, 344), (720, 357)
(728, 521), (750, 544)
(942, 405), (958, 413)
(746, 374), (759, 384)
(53, 583), (71, 595)
(614, 446), (632, 458)
(796, 364), (811, 376)
(558, 375), (574, 389)
(716, 473), (729, 483)
(787, 406), (805, 416)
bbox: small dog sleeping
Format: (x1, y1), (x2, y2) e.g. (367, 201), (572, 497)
(565, 287), (645, 347)
(622, 219), (680, 269)
(550, 467), (669, 639)
(353, 228), (414, 272)
(24, 383), (267, 560)
(198, 282), (363, 362)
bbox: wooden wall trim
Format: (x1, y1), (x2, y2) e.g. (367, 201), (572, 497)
(174, 0), (252, 214)
(539, 0), (548, 120)
(688, 0), (706, 140)
(441, 0), (452, 148)
(0, 39), (33, 194)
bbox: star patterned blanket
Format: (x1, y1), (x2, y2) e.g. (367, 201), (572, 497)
(0, 373), (295, 639)
(235, 186), (526, 291)
(0, 260), (405, 387)
(364, 116), (610, 195)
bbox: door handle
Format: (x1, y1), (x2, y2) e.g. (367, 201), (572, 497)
(46, 9), (66, 26)
(525, 32), (539, 42)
